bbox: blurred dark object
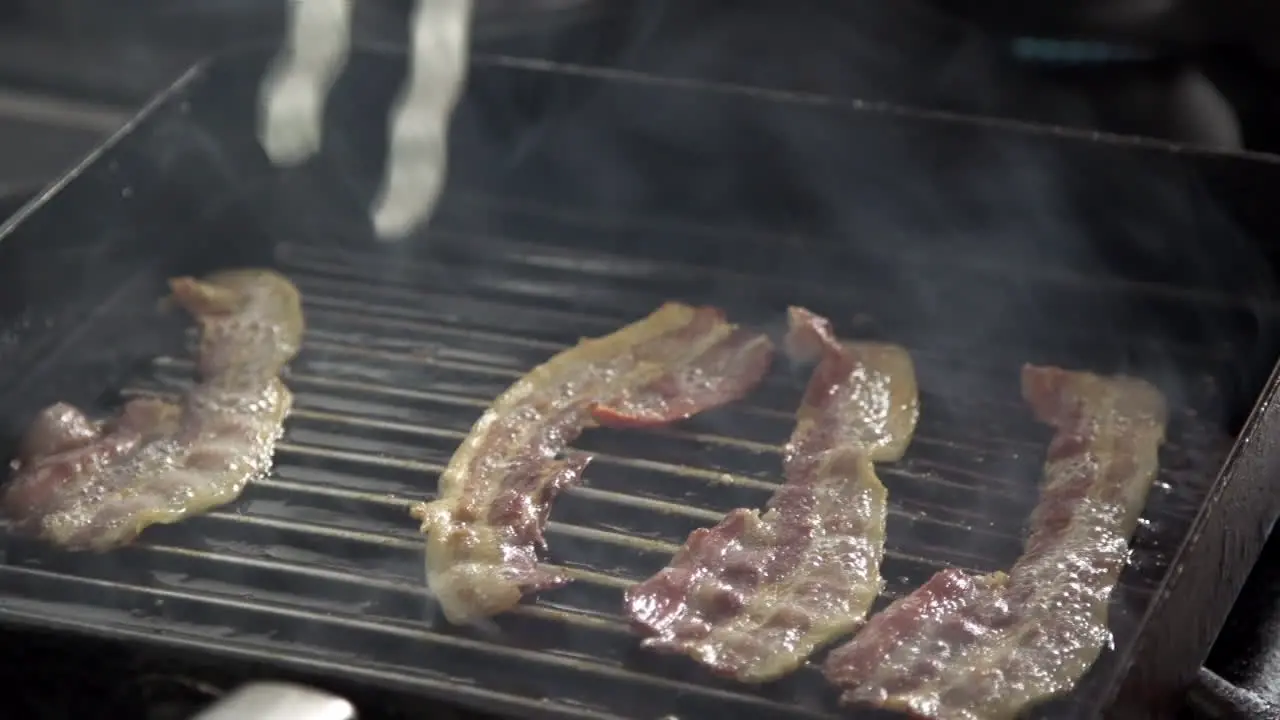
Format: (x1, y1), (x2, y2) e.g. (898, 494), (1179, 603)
(0, 0), (620, 105)
(0, 90), (121, 202)
(923, 0), (1280, 150)
(927, 0), (1280, 57)
(0, 0), (1277, 151)
(1187, 668), (1280, 720)
(1189, 521), (1280, 719)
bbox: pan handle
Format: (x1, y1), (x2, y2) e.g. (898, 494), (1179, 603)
(189, 682), (356, 720)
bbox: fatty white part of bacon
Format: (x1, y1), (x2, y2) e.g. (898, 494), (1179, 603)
(257, 0), (354, 167)
(255, 0), (474, 242)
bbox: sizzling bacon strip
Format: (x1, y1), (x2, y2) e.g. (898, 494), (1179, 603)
(409, 302), (775, 625)
(624, 307), (920, 682)
(3, 269), (304, 551)
(823, 365), (1167, 720)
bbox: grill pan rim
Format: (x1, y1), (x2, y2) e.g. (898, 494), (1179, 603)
(0, 43), (1275, 720)
(1103, 361), (1280, 718)
(0, 608), (595, 720)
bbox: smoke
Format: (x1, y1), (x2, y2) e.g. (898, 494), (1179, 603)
(440, 0), (1277, 392)
(410, 1), (1280, 707)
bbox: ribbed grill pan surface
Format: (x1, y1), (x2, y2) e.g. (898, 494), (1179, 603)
(0, 220), (1228, 720)
(0, 49), (1273, 720)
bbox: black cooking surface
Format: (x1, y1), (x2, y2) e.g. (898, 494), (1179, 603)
(0, 223), (1229, 719)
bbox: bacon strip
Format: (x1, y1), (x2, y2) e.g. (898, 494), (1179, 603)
(823, 365), (1167, 720)
(409, 303), (775, 625)
(624, 307), (920, 682)
(3, 269), (304, 551)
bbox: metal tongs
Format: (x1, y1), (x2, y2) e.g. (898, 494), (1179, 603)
(257, 0), (472, 241)
(191, 682), (356, 720)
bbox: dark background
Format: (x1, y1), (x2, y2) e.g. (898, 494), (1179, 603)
(0, 0), (1278, 202)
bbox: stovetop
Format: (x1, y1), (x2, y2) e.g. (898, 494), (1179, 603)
(0, 2), (1278, 718)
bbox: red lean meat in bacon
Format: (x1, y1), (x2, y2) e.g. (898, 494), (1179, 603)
(823, 364), (1167, 720)
(624, 307), (920, 682)
(409, 302), (775, 625)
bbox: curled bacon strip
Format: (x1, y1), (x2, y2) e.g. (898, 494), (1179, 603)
(3, 269), (304, 551)
(823, 365), (1167, 720)
(410, 302), (775, 625)
(624, 307), (920, 682)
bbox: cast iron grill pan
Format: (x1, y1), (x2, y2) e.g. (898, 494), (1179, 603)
(0, 49), (1277, 720)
